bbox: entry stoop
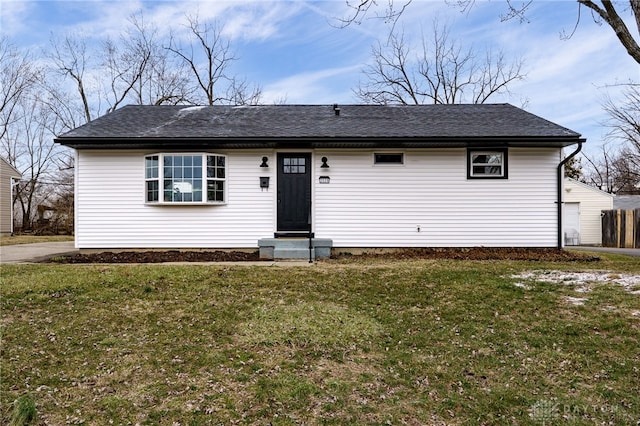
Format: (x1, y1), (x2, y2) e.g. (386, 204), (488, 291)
(258, 238), (333, 260)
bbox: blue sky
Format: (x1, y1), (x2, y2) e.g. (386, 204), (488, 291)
(1, 0), (638, 157)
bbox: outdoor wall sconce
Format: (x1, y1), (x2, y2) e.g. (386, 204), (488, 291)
(319, 176), (330, 184)
(320, 157), (329, 168)
(260, 156), (269, 167)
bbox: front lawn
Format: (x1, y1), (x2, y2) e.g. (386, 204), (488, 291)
(0, 235), (73, 246)
(1, 255), (639, 425)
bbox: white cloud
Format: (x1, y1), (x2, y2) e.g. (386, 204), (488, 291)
(0, 0), (35, 37)
(221, 2), (303, 41)
(261, 64), (362, 104)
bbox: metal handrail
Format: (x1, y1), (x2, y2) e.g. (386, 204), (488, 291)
(308, 205), (313, 263)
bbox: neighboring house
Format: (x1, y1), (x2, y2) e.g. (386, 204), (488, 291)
(54, 104), (585, 258)
(0, 157), (22, 236)
(563, 178), (613, 246)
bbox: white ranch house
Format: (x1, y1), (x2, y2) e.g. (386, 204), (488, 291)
(55, 104), (585, 259)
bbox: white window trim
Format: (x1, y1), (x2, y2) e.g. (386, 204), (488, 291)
(145, 153), (227, 205)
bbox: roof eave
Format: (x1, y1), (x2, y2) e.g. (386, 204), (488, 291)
(54, 136), (585, 150)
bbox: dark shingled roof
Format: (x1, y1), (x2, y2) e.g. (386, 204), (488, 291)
(55, 104), (584, 149)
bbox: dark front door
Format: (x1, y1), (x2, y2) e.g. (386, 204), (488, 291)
(277, 153), (311, 233)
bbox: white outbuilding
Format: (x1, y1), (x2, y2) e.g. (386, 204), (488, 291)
(563, 178), (613, 246)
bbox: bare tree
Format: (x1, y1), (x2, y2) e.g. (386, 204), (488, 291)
(226, 76), (263, 106)
(5, 97), (62, 230)
(583, 143), (640, 194)
(101, 36), (151, 113)
(5, 13), (264, 233)
(1, 39), (75, 232)
(167, 15), (261, 105)
(167, 16), (235, 105)
(47, 34), (94, 123)
(101, 13), (194, 110)
(586, 83), (640, 194)
(0, 37), (41, 142)
(613, 146), (640, 193)
(582, 145), (616, 192)
(100, 13), (176, 111)
(356, 23), (525, 104)
(338, 0), (640, 65)
(603, 83), (640, 150)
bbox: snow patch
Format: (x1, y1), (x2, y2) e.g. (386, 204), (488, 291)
(565, 296), (587, 306)
(513, 282), (531, 290)
(178, 106), (207, 114)
(510, 270), (640, 294)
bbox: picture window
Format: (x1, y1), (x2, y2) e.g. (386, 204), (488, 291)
(145, 153), (226, 204)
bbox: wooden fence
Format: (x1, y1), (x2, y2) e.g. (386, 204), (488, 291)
(601, 209), (640, 248)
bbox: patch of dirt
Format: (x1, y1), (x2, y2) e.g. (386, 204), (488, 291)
(47, 247), (599, 264)
(332, 247), (600, 262)
(49, 250), (262, 264)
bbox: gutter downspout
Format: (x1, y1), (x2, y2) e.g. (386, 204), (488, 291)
(557, 141), (583, 249)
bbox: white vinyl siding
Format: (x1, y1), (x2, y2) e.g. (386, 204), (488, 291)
(314, 148), (560, 247)
(76, 147), (562, 249)
(75, 150), (274, 248)
(564, 178), (613, 245)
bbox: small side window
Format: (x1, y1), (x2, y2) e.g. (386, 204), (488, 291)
(145, 155), (159, 202)
(374, 153), (404, 165)
(467, 149), (508, 179)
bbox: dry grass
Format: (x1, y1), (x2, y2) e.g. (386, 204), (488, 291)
(1, 255), (639, 425)
(0, 235), (73, 246)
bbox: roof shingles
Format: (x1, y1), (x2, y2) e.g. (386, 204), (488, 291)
(55, 104), (584, 148)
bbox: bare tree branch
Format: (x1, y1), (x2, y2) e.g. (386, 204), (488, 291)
(356, 22), (525, 105)
(101, 25), (152, 113)
(0, 37), (42, 141)
(335, 0), (413, 29)
(582, 84), (640, 194)
(577, 0), (640, 63)
(5, 97), (63, 229)
(48, 35), (93, 123)
(338, 0), (640, 64)
(167, 16), (236, 105)
(116, 13), (194, 108)
(226, 77), (262, 106)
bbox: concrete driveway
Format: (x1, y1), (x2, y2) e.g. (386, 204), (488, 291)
(568, 246), (640, 258)
(0, 241), (78, 264)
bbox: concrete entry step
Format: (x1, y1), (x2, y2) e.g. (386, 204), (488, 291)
(258, 238), (333, 260)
